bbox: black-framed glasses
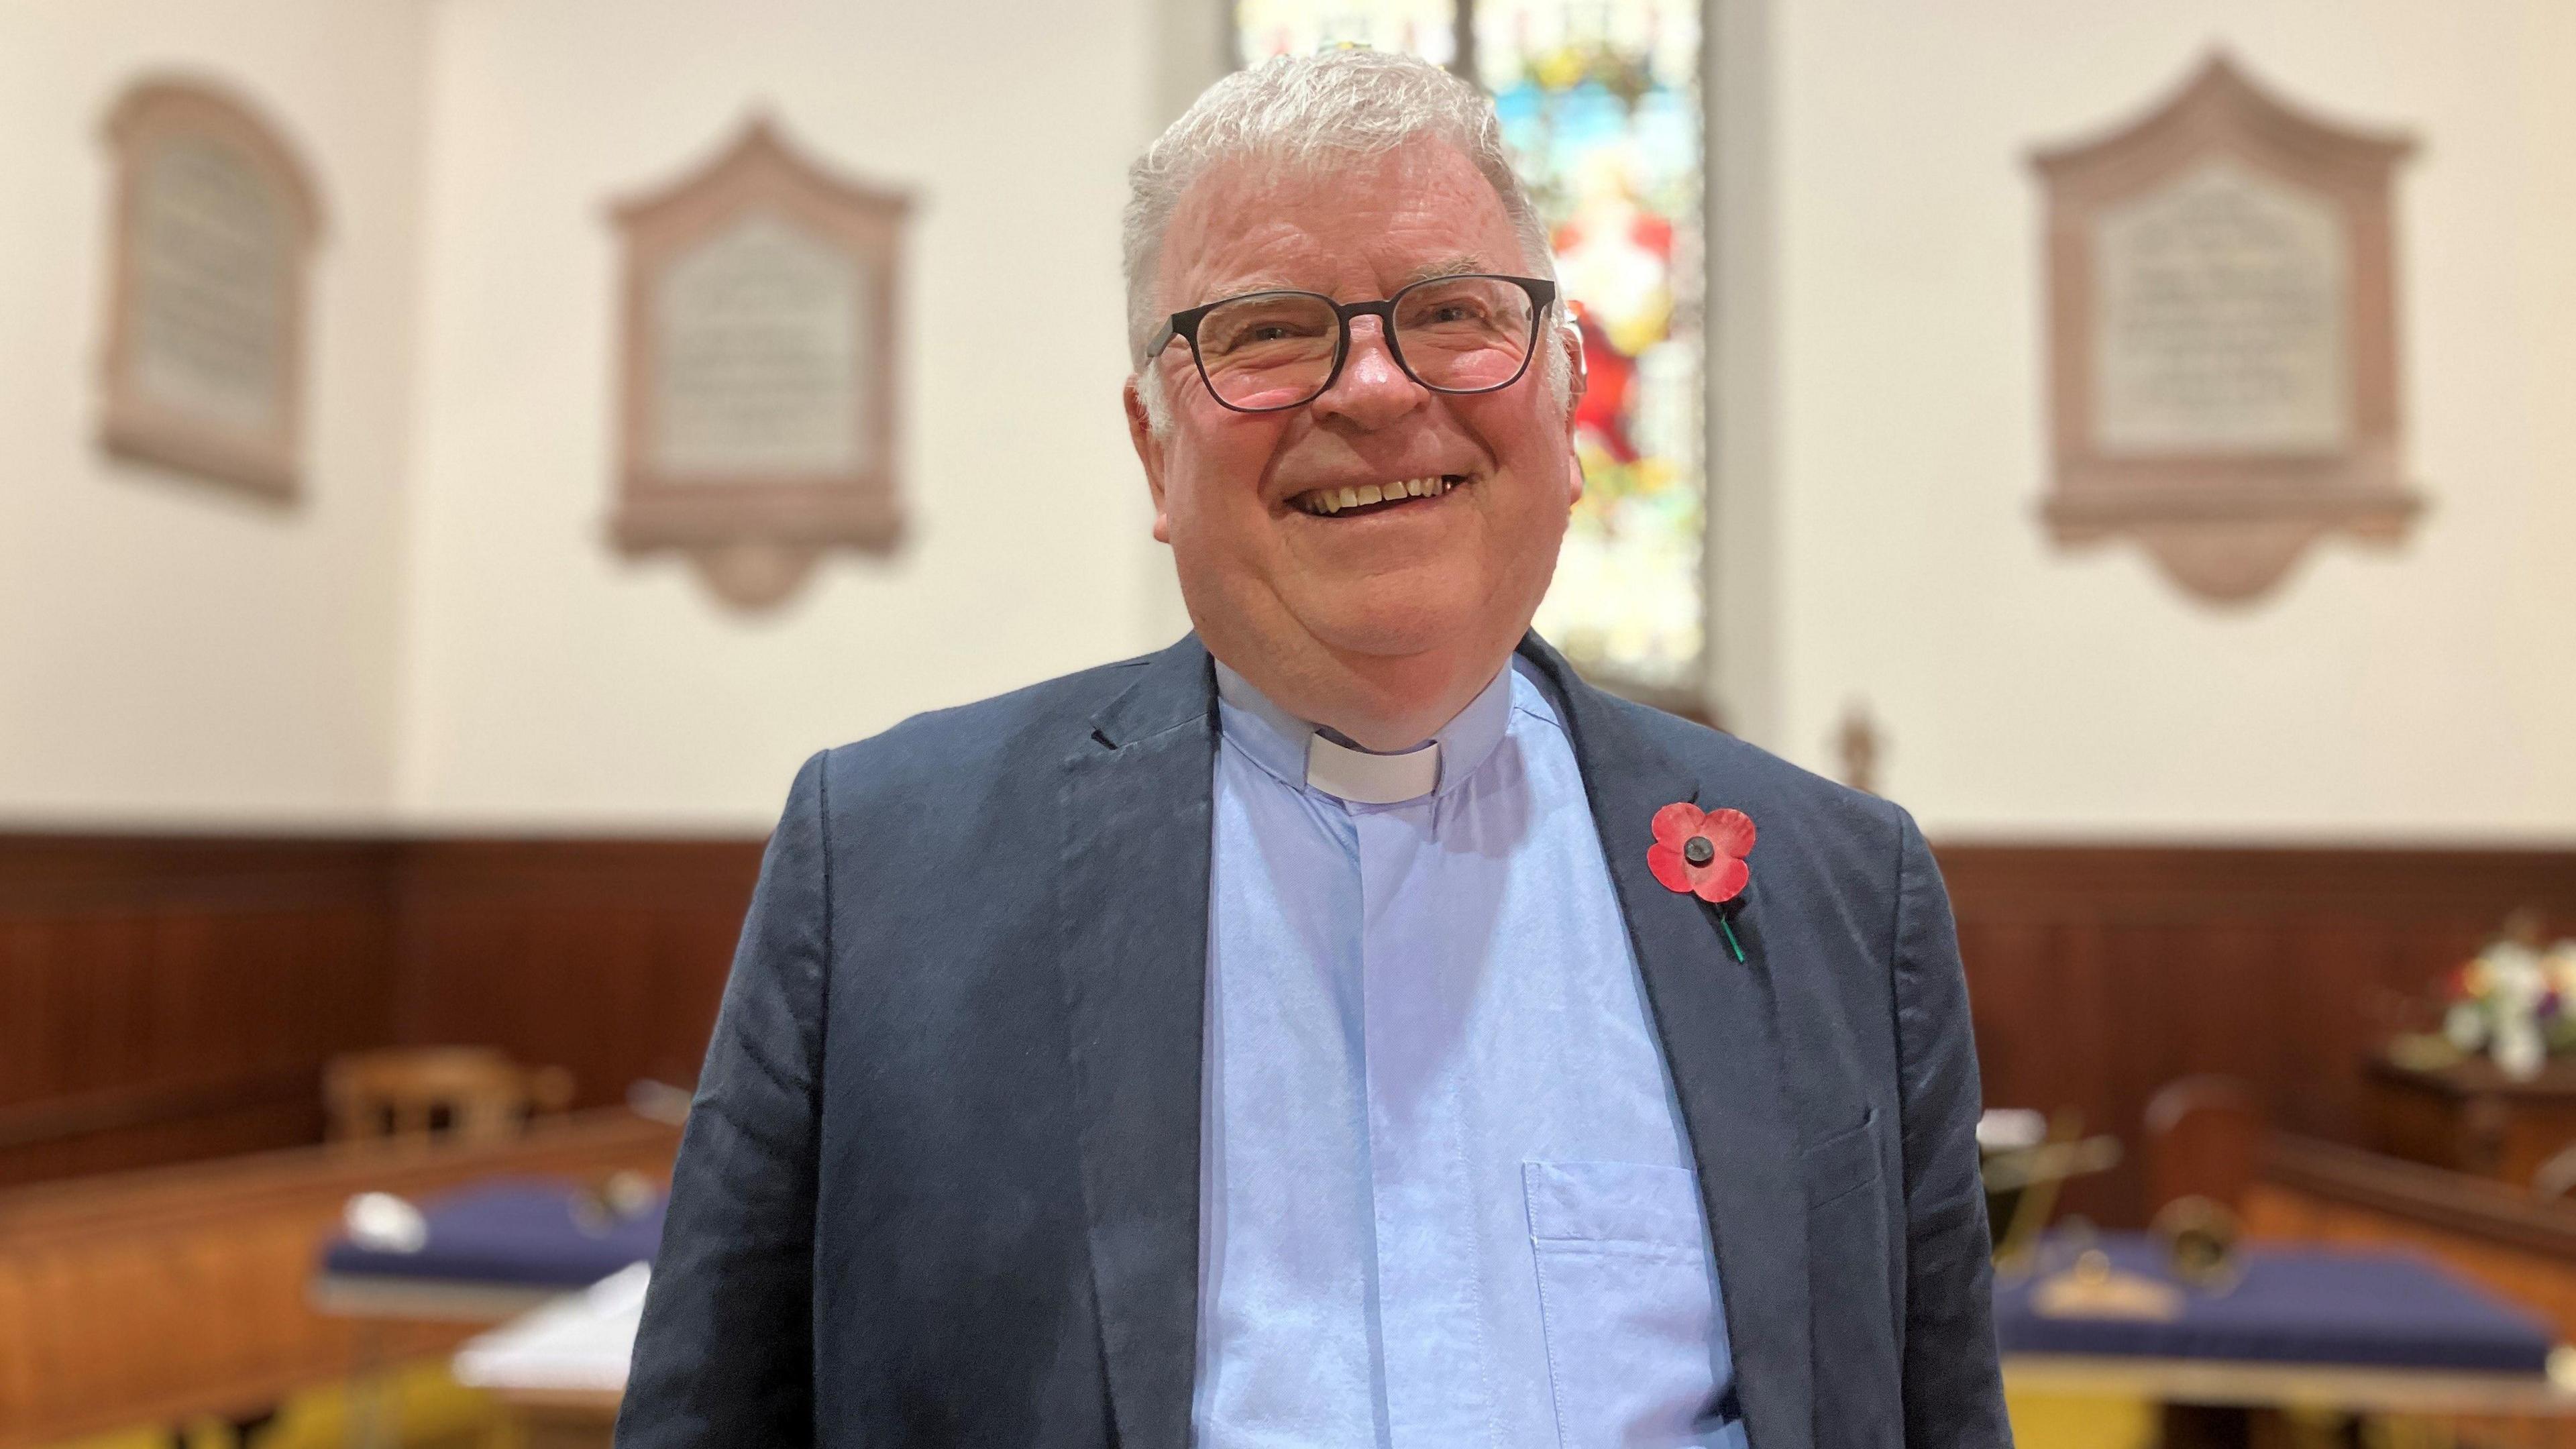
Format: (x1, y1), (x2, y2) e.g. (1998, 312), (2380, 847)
(1149, 274), (1557, 414)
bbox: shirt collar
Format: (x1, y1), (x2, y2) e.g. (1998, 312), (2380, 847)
(1212, 658), (1517, 806)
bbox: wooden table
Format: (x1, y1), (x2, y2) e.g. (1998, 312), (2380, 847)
(2367, 1051), (2576, 1189)
(0, 1108), (676, 1449)
(2010, 1352), (2576, 1449)
(2008, 1352), (2576, 1416)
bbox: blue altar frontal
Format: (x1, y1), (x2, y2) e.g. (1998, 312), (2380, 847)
(1996, 1232), (2556, 1373)
(315, 1177), (667, 1319)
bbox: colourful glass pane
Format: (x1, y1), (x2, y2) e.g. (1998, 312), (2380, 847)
(1229, 0), (1708, 690)
(1481, 0), (1703, 690)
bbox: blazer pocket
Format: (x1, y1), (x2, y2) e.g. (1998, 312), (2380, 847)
(1801, 1110), (1882, 1209)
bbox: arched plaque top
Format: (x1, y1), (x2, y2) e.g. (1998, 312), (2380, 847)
(2032, 53), (2416, 199)
(104, 75), (326, 245)
(610, 115), (912, 235)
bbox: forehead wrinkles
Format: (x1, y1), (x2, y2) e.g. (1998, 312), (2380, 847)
(1158, 140), (1515, 309)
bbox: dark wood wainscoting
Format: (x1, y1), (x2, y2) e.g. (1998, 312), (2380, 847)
(390, 839), (765, 1112)
(0, 835), (763, 1189)
(0, 837), (399, 1188)
(3, 832), (2571, 1218)
(1941, 844), (2576, 1227)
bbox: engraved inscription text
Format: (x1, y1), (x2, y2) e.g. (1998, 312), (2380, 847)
(2092, 160), (2349, 455)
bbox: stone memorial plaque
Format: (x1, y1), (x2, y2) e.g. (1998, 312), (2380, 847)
(652, 212), (874, 480)
(2095, 159), (2349, 457)
(2031, 56), (2421, 602)
(610, 119), (910, 609)
(97, 78), (323, 501)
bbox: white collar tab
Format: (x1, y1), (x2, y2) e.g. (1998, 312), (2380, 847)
(1304, 732), (1439, 805)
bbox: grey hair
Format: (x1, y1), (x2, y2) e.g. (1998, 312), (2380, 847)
(1124, 49), (1568, 430)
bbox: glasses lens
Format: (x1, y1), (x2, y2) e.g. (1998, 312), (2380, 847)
(1193, 292), (1339, 409)
(1392, 277), (1537, 392)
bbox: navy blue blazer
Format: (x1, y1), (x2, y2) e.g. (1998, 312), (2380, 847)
(617, 634), (2009, 1448)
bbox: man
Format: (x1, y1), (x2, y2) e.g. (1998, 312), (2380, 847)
(619, 48), (2005, 1449)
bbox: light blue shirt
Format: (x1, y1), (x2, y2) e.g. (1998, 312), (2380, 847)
(1193, 658), (1747, 1449)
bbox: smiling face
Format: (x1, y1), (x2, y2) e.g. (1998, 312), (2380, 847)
(1126, 138), (1582, 745)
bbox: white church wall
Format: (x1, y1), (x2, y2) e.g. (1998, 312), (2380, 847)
(394, 0), (1167, 830)
(1762, 0), (2576, 840)
(0, 0), (429, 826)
(2, 0), (2565, 842)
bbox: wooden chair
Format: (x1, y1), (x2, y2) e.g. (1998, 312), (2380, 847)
(324, 1047), (576, 1147)
(2143, 1073), (2267, 1216)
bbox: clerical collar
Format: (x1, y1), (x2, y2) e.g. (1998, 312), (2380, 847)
(1212, 659), (1518, 806)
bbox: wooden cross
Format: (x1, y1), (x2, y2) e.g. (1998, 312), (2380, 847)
(1837, 701), (1882, 796)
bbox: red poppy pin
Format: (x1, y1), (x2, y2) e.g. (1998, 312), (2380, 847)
(1648, 802), (1754, 961)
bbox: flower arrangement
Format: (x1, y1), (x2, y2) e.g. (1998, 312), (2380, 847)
(2439, 911), (2576, 1079)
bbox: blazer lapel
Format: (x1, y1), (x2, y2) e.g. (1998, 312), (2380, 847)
(1055, 636), (1220, 1449)
(1517, 637), (1817, 1449)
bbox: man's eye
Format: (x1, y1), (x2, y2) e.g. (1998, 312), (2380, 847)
(1210, 318), (1326, 354)
(1408, 300), (1496, 329)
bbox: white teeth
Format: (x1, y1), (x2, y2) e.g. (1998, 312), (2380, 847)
(1297, 476), (1466, 516)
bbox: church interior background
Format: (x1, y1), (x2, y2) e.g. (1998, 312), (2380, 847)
(2, 1), (2574, 1446)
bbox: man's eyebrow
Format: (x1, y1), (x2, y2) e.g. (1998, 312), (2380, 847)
(1187, 256), (1495, 307)
(1217, 274), (1306, 296)
(1399, 256), (1491, 287)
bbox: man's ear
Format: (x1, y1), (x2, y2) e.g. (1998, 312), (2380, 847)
(1558, 322), (1587, 506)
(1124, 374), (1173, 543)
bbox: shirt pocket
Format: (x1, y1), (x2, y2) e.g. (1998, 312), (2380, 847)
(1521, 1161), (1746, 1449)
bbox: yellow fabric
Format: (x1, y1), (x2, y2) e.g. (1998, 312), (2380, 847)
(40, 1360), (516, 1449)
(2004, 1385), (2158, 1449)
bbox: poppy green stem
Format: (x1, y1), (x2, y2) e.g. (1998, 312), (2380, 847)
(1719, 916), (1745, 963)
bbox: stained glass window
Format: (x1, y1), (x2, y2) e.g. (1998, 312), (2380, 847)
(1234, 0), (1707, 694)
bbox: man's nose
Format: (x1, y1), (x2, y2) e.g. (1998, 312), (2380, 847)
(1311, 315), (1425, 429)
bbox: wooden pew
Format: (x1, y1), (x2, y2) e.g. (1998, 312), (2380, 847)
(0, 1107), (678, 1448)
